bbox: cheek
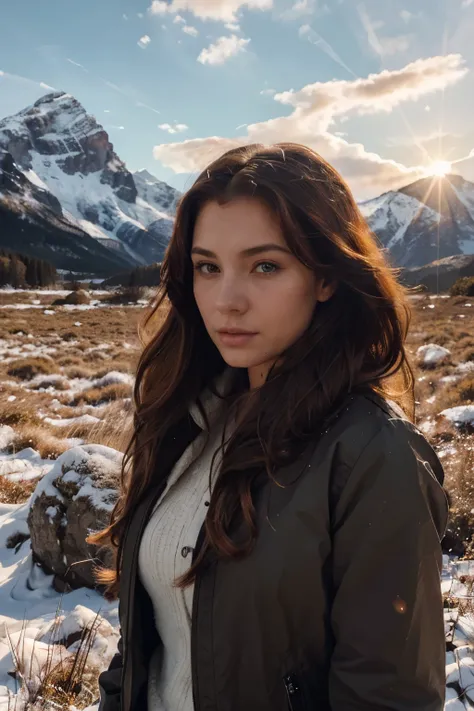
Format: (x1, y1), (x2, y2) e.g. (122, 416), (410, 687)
(262, 278), (317, 324)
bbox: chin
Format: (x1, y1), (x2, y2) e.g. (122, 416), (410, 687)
(218, 351), (254, 369)
(217, 347), (271, 371)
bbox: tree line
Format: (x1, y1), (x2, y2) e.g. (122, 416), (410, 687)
(103, 262), (161, 287)
(0, 249), (57, 288)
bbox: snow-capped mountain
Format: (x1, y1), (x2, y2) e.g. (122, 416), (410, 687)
(360, 174), (474, 268)
(2, 90), (474, 276)
(0, 91), (181, 271)
(0, 151), (133, 274)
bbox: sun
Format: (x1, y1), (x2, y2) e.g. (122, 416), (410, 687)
(428, 160), (452, 177)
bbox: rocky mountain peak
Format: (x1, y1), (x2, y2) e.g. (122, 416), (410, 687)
(0, 92), (183, 272)
(0, 91), (136, 202)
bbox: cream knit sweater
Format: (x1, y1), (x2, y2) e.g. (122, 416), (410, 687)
(138, 376), (234, 711)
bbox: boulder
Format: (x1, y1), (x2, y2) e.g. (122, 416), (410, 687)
(27, 444), (121, 590)
(64, 289), (91, 305)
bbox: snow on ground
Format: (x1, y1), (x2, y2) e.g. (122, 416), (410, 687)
(43, 414), (101, 428)
(440, 406), (474, 428)
(417, 343), (452, 366)
(0, 445), (119, 710)
(0, 443), (52, 482)
(0, 428), (15, 453)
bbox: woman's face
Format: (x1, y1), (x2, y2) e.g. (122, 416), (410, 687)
(192, 197), (334, 388)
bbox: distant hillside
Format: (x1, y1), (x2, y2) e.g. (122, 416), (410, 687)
(401, 254), (474, 292)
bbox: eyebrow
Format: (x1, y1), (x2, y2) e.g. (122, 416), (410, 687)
(191, 243), (291, 258)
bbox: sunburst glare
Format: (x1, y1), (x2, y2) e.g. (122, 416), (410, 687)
(428, 160), (452, 177)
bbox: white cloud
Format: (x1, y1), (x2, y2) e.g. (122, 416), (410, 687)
(123, 13), (129, 20)
(425, 105), (431, 112)
(400, 9), (414, 22)
(158, 122), (189, 134)
(197, 34), (250, 65)
(0, 70), (4, 77)
(260, 88), (276, 95)
(150, 1), (169, 12)
(281, 0), (329, 20)
(138, 12), (144, 18)
(138, 34), (152, 48)
(225, 22), (241, 30)
(173, 14), (186, 23)
(109, 125), (125, 130)
(462, 0), (474, 7)
(104, 109), (110, 113)
(149, 0), (272, 22)
(39, 82), (55, 91)
(162, 24), (168, 29)
(379, 35), (411, 55)
(153, 53), (468, 198)
(183, 24), (199, 35)
(358, 4), (410, 56)
(274, 55), (466, 116)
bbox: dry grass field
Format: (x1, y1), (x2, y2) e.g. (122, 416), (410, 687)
(0, 288), (473, 553)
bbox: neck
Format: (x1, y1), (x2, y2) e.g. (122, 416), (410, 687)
(248, 357), (282, 389)
(247, 364), (270, 389)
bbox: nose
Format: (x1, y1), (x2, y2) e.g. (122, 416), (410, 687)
(214, 274), (249, 315)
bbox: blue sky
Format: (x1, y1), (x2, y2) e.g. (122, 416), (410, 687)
(1, 0), (474, 199)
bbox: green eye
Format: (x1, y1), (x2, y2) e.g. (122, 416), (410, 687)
(255, 262), (279, 274)
(194, 262), (219, 274)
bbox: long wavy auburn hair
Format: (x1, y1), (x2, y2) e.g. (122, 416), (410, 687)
(88, 142), (414, 599)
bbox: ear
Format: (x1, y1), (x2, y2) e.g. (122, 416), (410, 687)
(316, 278), (337, 303)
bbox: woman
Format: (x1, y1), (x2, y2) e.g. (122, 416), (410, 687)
(92, 143), (449, 711)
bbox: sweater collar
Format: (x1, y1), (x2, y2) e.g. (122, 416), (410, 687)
(189, 368), (240, 431)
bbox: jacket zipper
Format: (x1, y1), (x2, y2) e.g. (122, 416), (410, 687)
(284, 674), (306, 711)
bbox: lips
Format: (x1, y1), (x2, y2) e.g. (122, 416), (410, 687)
(218, 328), (257, 336)
(217, 329), (258, 347)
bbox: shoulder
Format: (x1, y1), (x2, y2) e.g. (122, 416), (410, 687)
(316, 390), (446, 494)
(311, 391), (449, 540)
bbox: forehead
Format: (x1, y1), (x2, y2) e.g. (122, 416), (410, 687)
(192, 197), (286, 250)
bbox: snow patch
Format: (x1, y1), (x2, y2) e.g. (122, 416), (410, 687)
(416, 344), (451, 366)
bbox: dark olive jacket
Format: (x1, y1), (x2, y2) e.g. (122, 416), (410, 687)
(97, 391), (449, 711)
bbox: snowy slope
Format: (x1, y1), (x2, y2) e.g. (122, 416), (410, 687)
(0, 152), (133, 274)
(360, 191), (440, 251)
(361, 175), (474, 268)
(0, 92), (181, 268)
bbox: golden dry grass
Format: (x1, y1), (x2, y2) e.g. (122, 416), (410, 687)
(0, 475), (38, 504)
(7, 357), (57, 380)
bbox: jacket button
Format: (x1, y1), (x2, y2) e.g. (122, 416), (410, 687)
(181, 546), (190, 558)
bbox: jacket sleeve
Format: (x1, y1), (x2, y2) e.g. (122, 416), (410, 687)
(97, 627), (123, 711)
(328, 424), (449, 711)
